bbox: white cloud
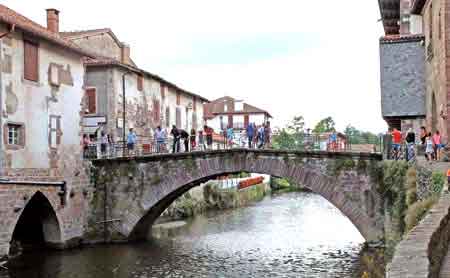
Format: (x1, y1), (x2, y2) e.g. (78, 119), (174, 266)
(3, 0), (386, 132)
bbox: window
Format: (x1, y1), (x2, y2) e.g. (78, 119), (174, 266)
(137, 75), (144, 91)
(24, 40), (39, 81)
(4, 123), (25, 149)
(8, 125), (19, 145)
(85, 88), (97, 114)
(49, 116), (61, 148)
(161, 85), (165, 99)
(193, 97), (197, 112)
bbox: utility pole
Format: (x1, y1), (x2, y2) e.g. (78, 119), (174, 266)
(122, 72), (131, 156)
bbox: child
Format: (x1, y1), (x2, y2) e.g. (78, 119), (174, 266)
(190, 129), (196, 151)
(198, 130), (205, 150)
(425, 132), (434, 161)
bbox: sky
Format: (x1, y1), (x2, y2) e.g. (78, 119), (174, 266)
(3, 0), (387, 133)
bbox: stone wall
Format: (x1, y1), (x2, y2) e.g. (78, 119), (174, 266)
(0, 181), (90, 258)
(387, 192), (450, 277)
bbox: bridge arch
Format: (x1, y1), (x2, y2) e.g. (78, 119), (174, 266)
(92, 150), (383, 244)
(10, 191), (63, 254)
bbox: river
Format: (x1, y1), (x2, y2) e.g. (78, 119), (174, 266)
(2, 192), (375, 278)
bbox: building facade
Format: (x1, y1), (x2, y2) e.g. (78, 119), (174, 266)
(61, 29), (207, 142)
(0, 6), (93, 255)
(203, 96), (271, 133)
(378, 0), (427, 135)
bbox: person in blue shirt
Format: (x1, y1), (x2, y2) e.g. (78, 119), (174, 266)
(227, 126), (234, 147)
(246, 123), (254, 148)
(127, 128), (137, 154)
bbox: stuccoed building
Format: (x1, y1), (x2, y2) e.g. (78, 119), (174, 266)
(61, 28), (208, 142)
(378, 0), (426, 135)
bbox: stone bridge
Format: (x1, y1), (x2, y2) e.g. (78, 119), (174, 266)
(88, 149), (384, 244)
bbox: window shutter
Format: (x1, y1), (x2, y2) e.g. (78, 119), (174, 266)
(153, 99), (160, 124)
(228, 115), (233, 129)
(86, 89), (96, 114)
(56, 117), (61, 145)
(192, 113), (197, 130)
(244, 115), (249, 128)
(176, 108), (181, 128)
(176, 91), (181, 105)
(24, 40), (38, 81)
(137, 75), (144, 91)
(161, 85), (165, 99)
(19, 125), (26, 147)
(165, 107), (170, 127)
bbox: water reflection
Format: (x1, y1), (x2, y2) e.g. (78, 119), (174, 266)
(3, 192), (366, 278)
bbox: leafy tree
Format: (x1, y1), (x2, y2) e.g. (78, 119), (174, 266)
(272, 115), (306, 150)
(344, 124), (380, 145)
(313, 117), (336, 133)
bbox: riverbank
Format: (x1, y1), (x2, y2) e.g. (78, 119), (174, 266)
(156, 180), (271, 224)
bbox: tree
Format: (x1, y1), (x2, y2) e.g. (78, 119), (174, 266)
(344, 124), (379, 145)
(313, 117), (336, 133)
(272, 115), (306, 150)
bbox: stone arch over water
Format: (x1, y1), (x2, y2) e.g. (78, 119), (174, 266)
(91, 150), (384, 244)
(10, 191), (63, 254)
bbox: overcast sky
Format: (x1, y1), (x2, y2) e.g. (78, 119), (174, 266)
(4, 1), (386, 133)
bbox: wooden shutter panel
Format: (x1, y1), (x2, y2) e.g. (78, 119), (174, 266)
(165, 107), (170, 127)
(176, 91), (181, 105)
(153, 99), (160, 124)
(244, 115), (249, 128)
(86, 89), (96, 114)
(176, 108), (181, 128)
(24, 40), (38, 81)
(228, 115), (233, 128)
(137, 75), (144, 91)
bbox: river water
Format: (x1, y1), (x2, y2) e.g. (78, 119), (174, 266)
(3, 192), (370, 278)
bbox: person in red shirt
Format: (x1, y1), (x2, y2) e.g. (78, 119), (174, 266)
(391, 128), (403, 152)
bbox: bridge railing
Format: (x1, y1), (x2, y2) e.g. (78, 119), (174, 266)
(83, 133), (384, 160)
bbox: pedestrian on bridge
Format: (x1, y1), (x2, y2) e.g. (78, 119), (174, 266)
(204, 125), (213, 150)
(190, 129), (197, 151)
(171, 125), (180, 153)
(155, 126), (166, 153)
(179, 129), (190, 152)
(127, 128), (137, 156)
(246, 122), (255, 148)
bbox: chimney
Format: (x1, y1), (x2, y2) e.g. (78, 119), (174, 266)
(46, 9), (60, 33)
(121, 44), (131, 65)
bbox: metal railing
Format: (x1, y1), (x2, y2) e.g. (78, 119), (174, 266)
(83, 133), (384, 160)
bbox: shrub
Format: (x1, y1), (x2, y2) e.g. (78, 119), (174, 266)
(405, 168), (417, 206)
(431, 172), (446, 195)
(404, 196), (438, 233)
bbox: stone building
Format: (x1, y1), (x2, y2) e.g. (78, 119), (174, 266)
(378, 0), (427, 134)
(203, 96), (272, 133)
(410, 0), (450, 141)
(0, 6), (93, 256)
(60, 28), (208, 142)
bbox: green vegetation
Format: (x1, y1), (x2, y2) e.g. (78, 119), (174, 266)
(344, 125), (380, 145)
(382, 161), (444, 262)
(272, 116), (306, 150)
(313, 116), (336, 133)
(271, 178), (307, 193)
(404, 196), (438, 233)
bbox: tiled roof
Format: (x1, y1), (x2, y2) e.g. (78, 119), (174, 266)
(60, 28), (124, 48)
(204, 96), (272, 119)
(85, 57), (209, 102)
(0, 4), (95, 58)
(380, 34), (425, 44)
